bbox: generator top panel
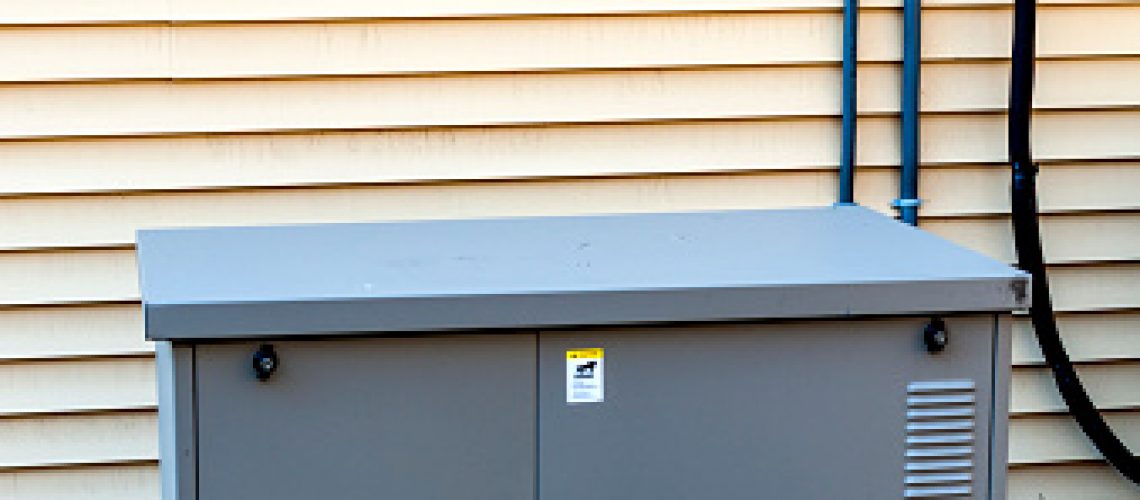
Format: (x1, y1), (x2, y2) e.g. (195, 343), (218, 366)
(138, 206), (1028, 340)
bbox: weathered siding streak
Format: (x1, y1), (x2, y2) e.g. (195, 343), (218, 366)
(3, 8), (1138, 83)
(0, 111), (1135, 196)
(1, 59), (1136, 139)
(0, 2), (1136, 497)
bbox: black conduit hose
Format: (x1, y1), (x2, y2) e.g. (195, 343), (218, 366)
(1009, 0), (1139, 484)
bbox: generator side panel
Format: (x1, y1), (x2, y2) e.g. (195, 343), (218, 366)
(156, 342), (196, 500)
(989, 314), (1013, 500)
(538, 315), (996, 500)
(192, 333), (537, 500)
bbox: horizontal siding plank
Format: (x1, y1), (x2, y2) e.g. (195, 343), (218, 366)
(1035, 5), (1140, 58)
(3, 12), (867, 81)
(938, 6), (1140, 60)
(0, 251), (139, 306)
(1012, 311), (1140, 364)
(1035, 163), (1140, 212)
(1, 248), (1137, 309)
(1028, 110), (1140, 162)
(1009, 463), (1140, 500)
(2, 165), (1139, 250)
(4, 8), (1138, 81)
(0, 119), (845, 195)
(0, 358), (154, 416)
(923, 210), (1140, 264)
(0, 305), (150, 360)
(0, 463), (158, 500)
(1011, 363), (1140, 414)
(1049, 265), (1140, 312)
(0, 112), (1135, 197)
(0, 172), (967, 248)
(0, 66), (865, 138)
(4, 0), (1134, 24)
(0, 172), (846, 251)
(921, 58), (1140, 112)
(1009, 412), (1140, 464)
(0, 413), (156, 468)
(2, 60), (1137, 139)
(917, 163), (1140, 217)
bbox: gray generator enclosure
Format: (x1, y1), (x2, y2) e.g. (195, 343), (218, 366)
(138, 206), (1028, 500)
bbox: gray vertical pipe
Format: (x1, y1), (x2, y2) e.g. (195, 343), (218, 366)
(838, 0), (859, 205)
(897, 0), (921, 225)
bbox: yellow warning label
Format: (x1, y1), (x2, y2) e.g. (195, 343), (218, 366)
(567, 347), (605, 403)
(566, 348), (604, 359)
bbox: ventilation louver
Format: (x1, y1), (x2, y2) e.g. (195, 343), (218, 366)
(905, 379), (977, 498)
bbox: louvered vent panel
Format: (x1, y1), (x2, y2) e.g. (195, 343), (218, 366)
(905, 379), (977, 498)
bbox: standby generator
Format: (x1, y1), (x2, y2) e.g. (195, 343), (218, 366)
(138, 206), (1027, 499)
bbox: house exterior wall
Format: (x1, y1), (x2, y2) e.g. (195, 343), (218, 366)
(0, 1), (1136, 498)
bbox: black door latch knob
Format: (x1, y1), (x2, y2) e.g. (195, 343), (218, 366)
(252, 344), (279, 381)
(923, 318), (949, 353)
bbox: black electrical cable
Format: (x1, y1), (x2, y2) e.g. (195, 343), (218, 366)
(1009, 0), (1139, 484)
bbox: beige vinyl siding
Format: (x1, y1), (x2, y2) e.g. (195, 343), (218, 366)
(0, 2), (1136, 498)
(1010, 413), (1140, 464)
(5, 0), (1140, 24)
(0, 412), (156, 468)
(4, 9), (1139, 83)
(0, 113), (1135, 198)
(1011, 364), (1140, 414)
(1009, 464), (1140, 500)
(0, 305), (149, 361)
(2, 165), (1139, 250)
(0, 358), (154, 416)
(1011, 312), (1140, 364)
(0, 60), (1136, 139)
(0, 464), (158, 500)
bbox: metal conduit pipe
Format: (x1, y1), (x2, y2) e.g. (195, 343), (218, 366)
(895, 0), (921, 225)
(1008, 0), (1140, 484)
(837, 0), (859, 206)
